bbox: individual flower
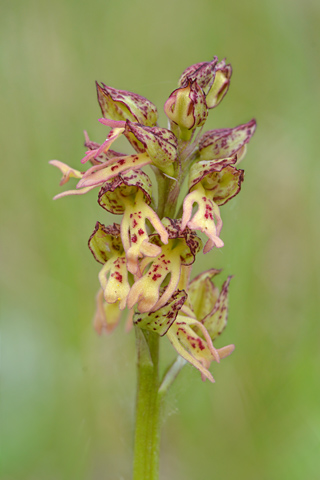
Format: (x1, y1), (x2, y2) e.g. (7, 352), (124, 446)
(96, 82), (158, 127)
(164, 80), (208, 139)
(98, 169), (168, 274)
(178, 57), (231, 110)
(127, 219), (202, 313)
(181, 156), (244, 252)
(199, 119), (257, 163)
(166, 269), (234, 382)
(88, 222), (131, 310)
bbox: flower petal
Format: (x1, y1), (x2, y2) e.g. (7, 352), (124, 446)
(178, 57), (218, 93)
(49, 160), (83, 186)
(133, 290), (187, 336)
(88, 221), (123, 264)
(124, 122), (178, 175)
(199, 119), (257, 161)
(81, 127), (125, 164)
(96, 82), (158, 126)
(188, 269), (221, 320)
(77, 153), (152, 189)
(202, 276), (232, 340)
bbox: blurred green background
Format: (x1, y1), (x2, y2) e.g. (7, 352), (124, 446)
(1, 0), (319, 478)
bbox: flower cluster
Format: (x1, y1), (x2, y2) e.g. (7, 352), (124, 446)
(51, 57), (256, 382)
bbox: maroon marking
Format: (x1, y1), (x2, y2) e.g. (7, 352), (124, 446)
(131, 234), (137, 243)
(111, 272), (123, 283)
(152, 273), (162, 281)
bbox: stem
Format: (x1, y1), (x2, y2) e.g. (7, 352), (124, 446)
(133, 328), (162, 480)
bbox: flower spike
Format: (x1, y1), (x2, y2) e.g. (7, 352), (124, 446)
(51, 55), (256, 390)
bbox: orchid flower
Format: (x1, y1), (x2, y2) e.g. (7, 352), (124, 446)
(97, 169), (168, 274)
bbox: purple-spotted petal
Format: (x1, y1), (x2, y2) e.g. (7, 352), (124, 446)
(77, 153), (152, 189)
(188, 269), (221, 320)
(178, 57), (218, 94)
(166, 314), (220, 382)
(202, 276), (232, 340)
(96, 82), (158, 126)
(133, 290), (187, 336)
(123, 121), (178, 175)
(88, 222), (123, 264)
(81, 127), (125, 164)
(188, 157), (244, 206)
(199, 119), (256, 161)
(98, 169), (153, 215)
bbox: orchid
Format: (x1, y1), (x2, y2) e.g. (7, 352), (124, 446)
(51, 56), (256, 480)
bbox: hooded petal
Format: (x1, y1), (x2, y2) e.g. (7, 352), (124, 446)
(133, 290), (187, 336)
(124, 121), (178, 175)
(199, 119), (257, 161)
(188, 157), (244, 206)
(98, 169), (153, 215)
(88, 222), (123, 264)
(96, 82), (158, 126)
(178, 57), (218, 94)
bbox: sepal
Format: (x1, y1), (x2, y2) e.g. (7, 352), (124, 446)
(96, 82), (158, 126)
(133, 290), (187, 336)
(199, 119), (256, 161)
(178, 57), (218, 94)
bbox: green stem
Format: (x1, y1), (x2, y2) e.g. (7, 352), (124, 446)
(133, 328), (162, 480)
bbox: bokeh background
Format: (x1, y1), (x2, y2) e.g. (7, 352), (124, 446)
(1, 0), (320, 478)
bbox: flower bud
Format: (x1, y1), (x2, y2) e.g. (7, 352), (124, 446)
(96, 82), (158, 126)
(164, 80), (207, 137)
(205, 60), (232, 109)
(178, 57), (218, 94)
